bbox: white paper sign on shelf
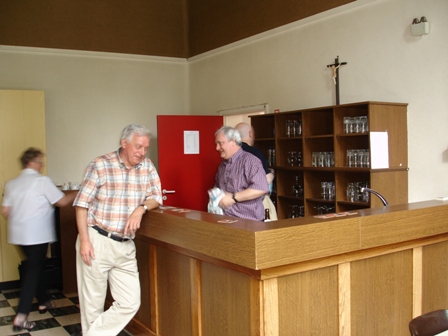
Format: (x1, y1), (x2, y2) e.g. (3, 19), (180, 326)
(184, 131), (199, 154)
(370, 132), (389, 169)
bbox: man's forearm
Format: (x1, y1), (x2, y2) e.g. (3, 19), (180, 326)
(232, 188), (267, 202)
(142, 198), (160, 211)
(75, 206), (90, 241)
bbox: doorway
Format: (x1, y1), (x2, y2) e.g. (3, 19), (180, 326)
(219, 103), (268, 127)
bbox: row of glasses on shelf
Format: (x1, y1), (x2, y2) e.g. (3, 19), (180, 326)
(347, 149), (370, 168)
(285, 119), (302, 137)
(287, 151), (302, 166)
(346, 181), (370, 202)
(312, 151), (335, 167)
(321, 181), (335, 200)
(343, 116), (368, 134)
(314, 205), (336, 215)
(288, 205), (304, 218)
(269, 149), (370, 168)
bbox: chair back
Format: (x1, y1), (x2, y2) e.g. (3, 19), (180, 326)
(409, 309), (448, 336)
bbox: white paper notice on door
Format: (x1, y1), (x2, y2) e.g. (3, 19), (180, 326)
(370, 132), (389, 169)
(184, 131), (199, 154)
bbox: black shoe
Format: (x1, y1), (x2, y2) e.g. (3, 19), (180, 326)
(13, 320), (36, 331)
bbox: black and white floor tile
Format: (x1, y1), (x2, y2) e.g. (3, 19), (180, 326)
(0, 289), (131, 336)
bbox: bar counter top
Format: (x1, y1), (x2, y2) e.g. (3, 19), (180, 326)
(136, 200), (448, 271)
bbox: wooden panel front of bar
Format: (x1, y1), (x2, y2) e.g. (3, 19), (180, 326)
(124, 201), (448, 336)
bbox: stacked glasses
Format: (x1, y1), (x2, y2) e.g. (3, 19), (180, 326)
(287, 151), (302, 166)
(321, 182), (335, 200)
(347, 149), (370, 168)
(288, 205), (304, 218)
(343, 116), (368, 134)
(285, 119), (302, 137)
(346, 182), (370, 202)
(312, 152), (334, 167)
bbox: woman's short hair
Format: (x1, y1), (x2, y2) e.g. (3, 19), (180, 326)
(20, 147), (44, 169)
(121, 124), (152, 144)
(215, 126), (242, 146)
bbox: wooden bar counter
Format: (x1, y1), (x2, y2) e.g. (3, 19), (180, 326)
(123, 200), (448, 336)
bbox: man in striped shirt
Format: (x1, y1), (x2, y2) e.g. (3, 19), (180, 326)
(214, 126), (269, 221)
(73, 124), (162, 336)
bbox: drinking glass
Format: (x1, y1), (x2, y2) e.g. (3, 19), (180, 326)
(343, 117), (351, 134)
(361, 182), (370, 202)
(286, 120), (292, 137)
(292, 120), (299, 137)
(347, 183), (355, 202)
(297, 151), (302, 167)
(358, 150), (365, 168)
(360, 116), (368, 133)
(292, 176), (303, 197)
(298, 205), (305, 217)
(353, 150), (359, 167)
(289, 205), (299, 218)
(312, 152), (318, 167)
(321, 181), (328, 199)
(295, 119), (302, 136)
(348, 117), (355, 134)
(354, 116), (361, 133)
(327, 182), (335, 200)
(363, 150), (370, 168)
(347, 150), (354, 167)
(318, 152), (325, 167)
(288, 151), (298, 166)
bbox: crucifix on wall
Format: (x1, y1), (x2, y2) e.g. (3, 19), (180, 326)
(327, 56), (347, 105)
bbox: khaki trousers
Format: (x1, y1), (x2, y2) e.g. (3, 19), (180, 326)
(76, 227), (141, 336)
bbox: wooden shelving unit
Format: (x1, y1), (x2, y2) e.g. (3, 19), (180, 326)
(251, 101), (408, 219)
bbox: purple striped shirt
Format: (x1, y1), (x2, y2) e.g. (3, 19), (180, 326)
(215, 148), (268, 221)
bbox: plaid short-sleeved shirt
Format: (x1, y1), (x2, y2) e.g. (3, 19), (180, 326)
(73, 149), (162, 233)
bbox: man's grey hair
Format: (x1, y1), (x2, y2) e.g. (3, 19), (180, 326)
(121, 124), (152, 143)
(215, 126), (242, 146)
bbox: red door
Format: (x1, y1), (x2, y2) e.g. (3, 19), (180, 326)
(157, 115), (223, 211)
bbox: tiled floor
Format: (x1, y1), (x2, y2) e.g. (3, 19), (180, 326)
(0, 288), (131, 336)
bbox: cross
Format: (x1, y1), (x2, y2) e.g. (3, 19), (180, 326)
(327, 56), (347, 105)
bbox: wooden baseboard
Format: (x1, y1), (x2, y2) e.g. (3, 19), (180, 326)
(0, 280), (20, 291)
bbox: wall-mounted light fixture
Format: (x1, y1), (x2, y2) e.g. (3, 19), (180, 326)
(411, 16), (429, 36)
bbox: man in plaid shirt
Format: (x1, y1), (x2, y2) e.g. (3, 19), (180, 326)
(73, 124), (162, 336)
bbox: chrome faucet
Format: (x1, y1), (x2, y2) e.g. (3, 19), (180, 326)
(360, 187), (389, 206)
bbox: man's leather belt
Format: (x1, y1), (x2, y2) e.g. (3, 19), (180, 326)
(91, 225), (130, 242)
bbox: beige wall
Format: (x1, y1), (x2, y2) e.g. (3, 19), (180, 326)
(0, 49), (189, 184)
(189, 0), (448, 203)
(0, 0), (447, 202)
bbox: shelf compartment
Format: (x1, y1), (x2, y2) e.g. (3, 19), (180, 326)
(277, 196), (305, 219)
(250, 115), (275, 139)
(302, 108), (333, 136)
(304, 170), (335, 199)
(253, 139), (276, 167)
(305, 199), (336, 216)
(303, 137), (334, 167)
(276, 138), (303, 167)
(273, 111), (302, 139)
(276, 170), (304, 198)
(335, 171), (370, 206)
(334, 134), (369, 167)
